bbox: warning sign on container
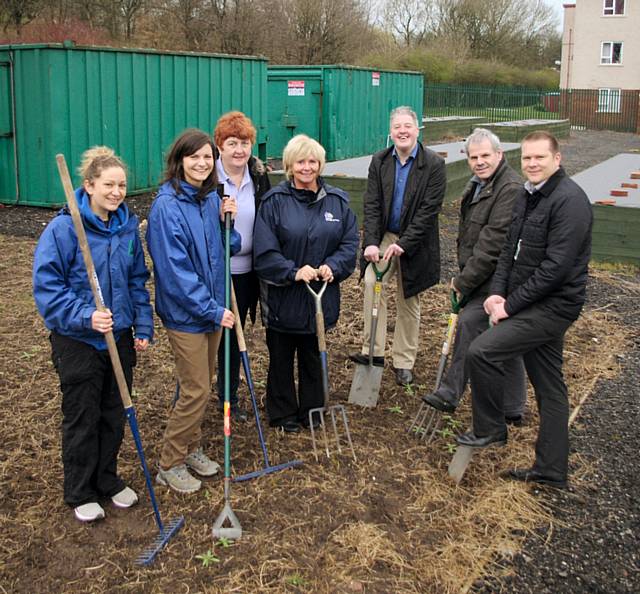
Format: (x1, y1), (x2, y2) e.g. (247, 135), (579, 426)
(372, 72), (380, 87)
(288, 80), (305, 96)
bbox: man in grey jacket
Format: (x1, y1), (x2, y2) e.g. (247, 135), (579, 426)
(422, 128), (526, 423)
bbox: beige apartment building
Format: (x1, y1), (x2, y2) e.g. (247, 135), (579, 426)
(561, 0), (640, 108)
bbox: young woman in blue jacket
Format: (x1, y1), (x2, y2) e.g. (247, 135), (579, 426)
(254, 134), (358, 433)
(146, 128), (240, 494)
(33, 147), (153, 523)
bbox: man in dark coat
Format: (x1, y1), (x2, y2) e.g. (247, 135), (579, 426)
(349, 106), (446, 386)
(457, 131), (593, 489)
(422, 128), (526, 422)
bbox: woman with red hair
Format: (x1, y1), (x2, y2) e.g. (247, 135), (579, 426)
(213, 111), (271, 421)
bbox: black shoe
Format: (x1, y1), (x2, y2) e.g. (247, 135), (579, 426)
(270, 420), (301, 433)
(503, 468), (567, 489)
(456, 430), (507, 448)
(394, 368), (413, 386)
(422, 391), (457, 413)
(505, 414), (524, 427)
(349, 352), (384, 367)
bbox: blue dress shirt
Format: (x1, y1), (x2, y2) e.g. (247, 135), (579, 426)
(388, 143), (418, 233)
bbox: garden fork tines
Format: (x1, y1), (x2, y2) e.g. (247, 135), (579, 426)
(305, 280), (356, 462)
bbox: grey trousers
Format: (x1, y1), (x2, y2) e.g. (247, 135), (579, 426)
(434, 294), (527, 417)
(467, 304), (573, 481)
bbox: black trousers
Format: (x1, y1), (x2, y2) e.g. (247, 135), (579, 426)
(466, 305), (573, 480)
(265, 329), (324, 425)
(216, 271), (258, 408)
(435, 294), (527, 416)
(50, 331), (135, 506)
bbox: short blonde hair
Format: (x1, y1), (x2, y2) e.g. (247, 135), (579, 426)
(282, 134), (326, 181)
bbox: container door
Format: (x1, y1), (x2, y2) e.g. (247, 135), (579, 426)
(0, 60), (17, 204)
(267, 77), (322, 159)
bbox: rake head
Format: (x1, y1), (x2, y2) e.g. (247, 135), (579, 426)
(308, 404), (356, 462)
(407, 402), (443, 443)
(212, 502), (243, 541)
(136, 515), (185, 566)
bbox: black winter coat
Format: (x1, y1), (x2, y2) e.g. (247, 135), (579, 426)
(491, 167), (592, 321)
(254, 180), (359, 334)
(455, 159), (522, 298)
(361, 143), (446, 298)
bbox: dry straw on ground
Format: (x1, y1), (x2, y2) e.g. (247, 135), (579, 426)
(0, 234), (631, 593)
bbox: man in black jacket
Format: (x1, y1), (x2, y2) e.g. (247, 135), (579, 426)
(422, 128), (526, 422)
(349, 106), (446, 386)
(457, 131), (593, 489)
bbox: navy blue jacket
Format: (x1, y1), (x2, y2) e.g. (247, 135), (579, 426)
(33, 188), (153, 350)
(254, 180), (358, 334)
(146, 180), (241, 333)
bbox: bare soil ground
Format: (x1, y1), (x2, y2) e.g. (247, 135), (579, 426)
(0, 130), (639, 593)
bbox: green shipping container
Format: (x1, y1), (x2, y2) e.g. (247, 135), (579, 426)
(0, 43), (267, 207)
(267, 65), (423, 161)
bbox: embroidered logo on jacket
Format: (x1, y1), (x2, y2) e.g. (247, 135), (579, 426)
(324, 212), (340, 223)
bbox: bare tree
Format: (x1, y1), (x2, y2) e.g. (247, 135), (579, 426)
(0, 0), (44, 33)
(382, 0), (432, 47)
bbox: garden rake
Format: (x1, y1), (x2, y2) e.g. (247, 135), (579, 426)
(348, 257), (392, 408)
(212, 201), (242, 541)
(408, 290), (466, 443)
(306, 280), (356, 462)
(230, 286), (303, 482)
(56, 154), (184, 566)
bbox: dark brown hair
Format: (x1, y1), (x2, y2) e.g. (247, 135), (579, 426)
(521, 130), (560, 153)
(164, 128), (218, 200)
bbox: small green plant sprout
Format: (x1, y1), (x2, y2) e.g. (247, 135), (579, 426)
(403, 383), (415, 397)
(387, 405), (403, 415)
(438, 426), (454, 439)
(445, 442), (457, 454)
(442, 415), (463, 430)
(286, 573), (307, 587)
(216, 537), (233, 548)
(203, 489), (212, 500)
(254, 379), (266, 388)
(195, 549), (220, 567)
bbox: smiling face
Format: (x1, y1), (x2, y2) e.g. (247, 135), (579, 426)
(84, 166), (127, 220)
(292, 156), (321, 191)
(218, 136), (252, 173)
(521, 138), (561, 185)
(466, 138), (503, 181)
(182, 143), (214, 187)
(390, 113), (419, 156)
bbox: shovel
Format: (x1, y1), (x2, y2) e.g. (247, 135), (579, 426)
(348, 257), (392, 407)
(408, 290), (467, 442)
(306, 280), (356, 462)
(56, 154), (184, 565)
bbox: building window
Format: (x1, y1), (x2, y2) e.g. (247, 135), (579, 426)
(603, 0), (625, 15)
(601, 42), (623, 64)
(598, 88), (621, 113)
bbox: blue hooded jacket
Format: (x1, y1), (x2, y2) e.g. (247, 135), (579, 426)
(146, 180), (241, 333)
(254, 179), (358, 334)
(33, 188), (153, 350)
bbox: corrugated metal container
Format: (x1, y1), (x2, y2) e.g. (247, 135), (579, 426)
(0, 43), (268, 207)
(267, 65), (424, 161)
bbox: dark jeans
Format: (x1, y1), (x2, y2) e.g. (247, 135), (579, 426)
(265, 329), (324, 425)
(217, 271), (258, 408)
(435, 294), (527, 416)
(466, 305), (573, 480)
(50, 331), (135, 506)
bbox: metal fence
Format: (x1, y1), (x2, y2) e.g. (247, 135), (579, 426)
(424, 83), (640, 133)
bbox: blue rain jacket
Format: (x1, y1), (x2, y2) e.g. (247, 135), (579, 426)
(33, 188), (153, 350)
(254, 179), (358, 334)
(146, 180), (241, 333)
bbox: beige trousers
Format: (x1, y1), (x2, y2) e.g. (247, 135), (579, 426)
(160, 328), (222, 470)
(362, 231), (421, 369)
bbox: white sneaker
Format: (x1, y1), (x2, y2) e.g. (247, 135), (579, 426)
(156, 464), (202, 493)
(74, 502), (105, 522)
(185, 448), (221, 477)
(111, 486), (139, 508)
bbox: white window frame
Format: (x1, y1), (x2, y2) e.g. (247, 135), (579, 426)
(603, 0), (625, 16)
(601, 41), (623, 65)
(597, 88), (621, 113)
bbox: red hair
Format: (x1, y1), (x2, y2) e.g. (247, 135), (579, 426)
(213, 111), (256, 147)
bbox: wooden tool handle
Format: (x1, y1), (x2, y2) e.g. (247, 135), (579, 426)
(230, 285), (246, 352)
(55, 154), (133, 409)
